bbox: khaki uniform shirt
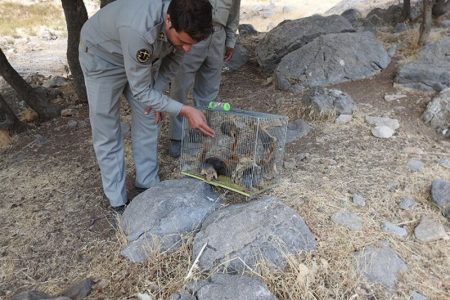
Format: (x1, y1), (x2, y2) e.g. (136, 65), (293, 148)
(80, 0), (184, 115)
(210, 0), (241, 48)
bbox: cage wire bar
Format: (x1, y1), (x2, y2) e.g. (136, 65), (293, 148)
(180, 108), (288, 196)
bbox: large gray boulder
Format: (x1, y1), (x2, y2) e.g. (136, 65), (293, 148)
(396, 37), (450, 92)
(356, 243), (408, 289)
(256, 15), (354, 72)
(422, 88), (450, 136)
(120, 178), (220, 263)
(193, 197), (317, 272)
(275, 32), (390, 94)
(172, 274), (277, 300)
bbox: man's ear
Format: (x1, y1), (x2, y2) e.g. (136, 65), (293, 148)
(166, 15), (172, 28)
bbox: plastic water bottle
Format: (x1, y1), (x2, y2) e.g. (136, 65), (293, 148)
(208, 101), (231, 111)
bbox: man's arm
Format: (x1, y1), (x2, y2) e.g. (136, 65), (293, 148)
(118, 26), (183, 115)
(224, 0), (241, 49)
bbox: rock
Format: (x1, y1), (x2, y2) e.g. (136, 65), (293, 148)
(365, 5), (403, 27)
(371, 125), (395, 139)
(169, 291), (196, 300)
(387, 45), (397, 58)
(352, 194), (366, 207)
(407, 159), (424, 172)
(414, 216), (449, 242)
(302, 87), (356, 116)
(192, 197), (317, 272)
(67, 120), (78, 129)
(120, 178), (220, 263)
(431, 179), (450, 217)
(275, 32), (390, 94)
(286, 119), (313, 143)
(396, 37), (450, 92)
(238, 24), (258, 36)
(422, 88), (450, 135)
(341, 9), (363, 26)
(335, 114), (353, 124)
(257, 14), (354, 71)
(439, 158), (450, 169)
(384, 94), (406, 102)
(12, 291), (50, 300)
(365, 116), (400, 130)
(394, 22), (409, 33)
(410, 291), (427, 300)
(356, 243), (408, 289)
(399, 198), (417, 210)
(60, 278), (94, 300)
(382, 222), (408, 238)
(34, 134), (48, 145)
(42, 76), (67, 88)
(185, 274), (277, 300)
(61, 108), (78, 117)
(283, 158), (296, 170)
(332, 210), (363, 231)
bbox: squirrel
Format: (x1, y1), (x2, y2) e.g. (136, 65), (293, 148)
(200, 157), (229, 181)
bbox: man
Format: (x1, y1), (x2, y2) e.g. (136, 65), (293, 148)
(79, 0), (215, 212)
(168, 0), (241, 158)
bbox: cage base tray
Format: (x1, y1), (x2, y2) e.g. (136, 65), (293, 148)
(181, 171), (275, 197)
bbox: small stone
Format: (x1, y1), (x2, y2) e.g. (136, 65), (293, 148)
(61, 108), (78, 117)
(356, 243), (408, 289)
(399, 198), (417, 210)
(394, 23), (409, 33)
(414, 216), (449, 242)
(439, 159), (450, 169)
(67, 120), (78, 129)
(283, 158), (296, 170)
(384, 94), (407, 102)
(366, 116), (400, 130)
(387, 45), (397, 58)
(382, 222), (408, 238)
(352, 194), (366, 207)
(410, 291), (427, 300)
(335, 114), (352, 124)
(407, 159), (424, 172)
(431, 179), (450, 217)
(34, 134), (48, 145)
(332, 210), (363, 231)
(372, 125), (395, 138)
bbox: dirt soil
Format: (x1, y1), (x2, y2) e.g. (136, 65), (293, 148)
(1, 6), (450, 300)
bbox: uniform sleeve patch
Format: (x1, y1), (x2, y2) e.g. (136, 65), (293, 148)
(136, 48), (151, 64)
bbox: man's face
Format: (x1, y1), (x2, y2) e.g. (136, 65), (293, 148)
(165, 15), (197, 53)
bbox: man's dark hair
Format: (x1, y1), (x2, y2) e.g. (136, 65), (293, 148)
(167, 0), (213, 41)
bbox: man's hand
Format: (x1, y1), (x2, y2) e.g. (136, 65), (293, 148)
(224, 47), (234, 61)
(179, 105), (215, 137)
(144, 106), (163, 124)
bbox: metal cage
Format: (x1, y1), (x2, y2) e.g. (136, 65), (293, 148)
(180, 108), (288, 196)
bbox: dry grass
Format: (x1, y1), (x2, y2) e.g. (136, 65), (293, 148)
(0, 130), (12, 148)
(0, 2), (65, 37)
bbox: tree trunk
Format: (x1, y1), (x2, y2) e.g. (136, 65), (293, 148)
(403, 0), (411, 21)
(0, 93), (27, 133)
(432, 0), (450, 16)
(0, 48), (61, 121)
(419, 0), (434, 46)
(100, 0), (116, 8)
(61, 0), (88, 103)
